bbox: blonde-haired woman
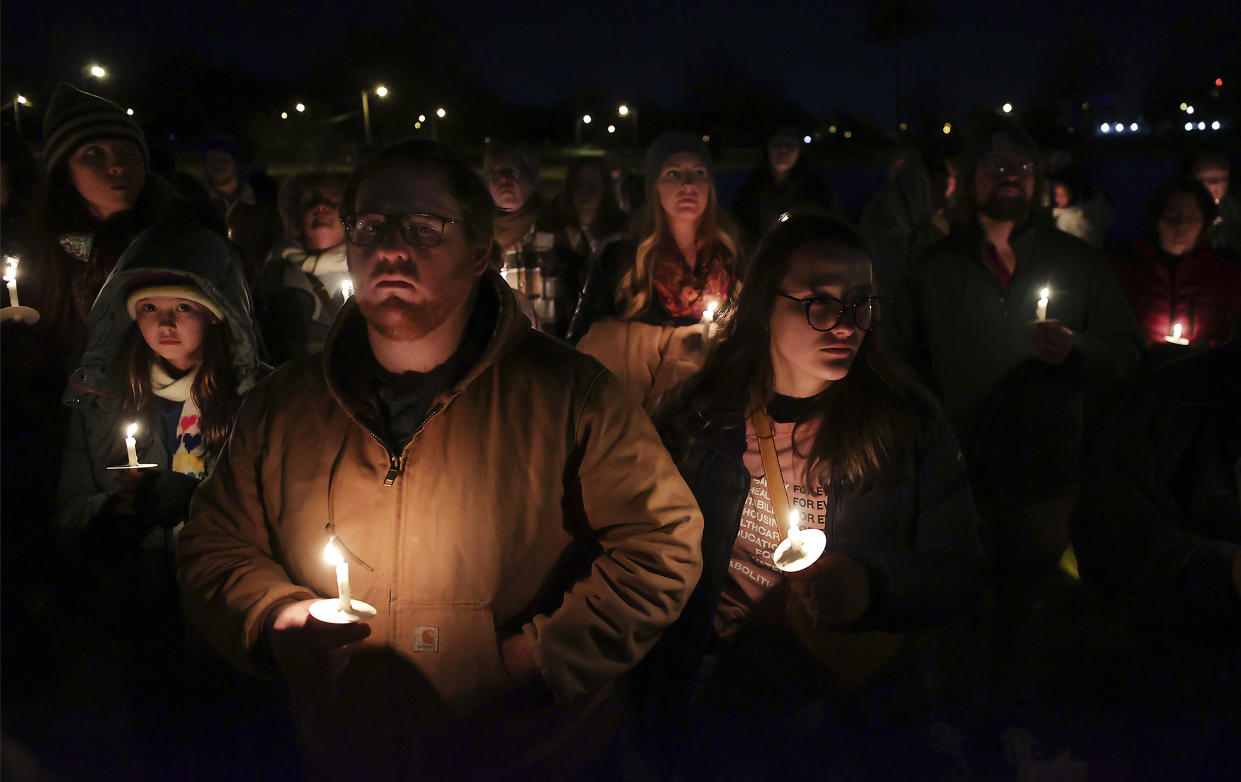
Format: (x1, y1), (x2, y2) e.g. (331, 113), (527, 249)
(570, 132), (741, 413)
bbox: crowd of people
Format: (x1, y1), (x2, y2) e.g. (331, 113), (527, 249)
(0, 83), (1238, 782)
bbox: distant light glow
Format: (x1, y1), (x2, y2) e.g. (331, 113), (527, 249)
(1186, 105), (1195, 115)
(418, 114), (426, 122)
(582, 114), (591, 124)
(828, 125), (837, 134)
(1198, 121), (1206, 130)
(1114, 123), (1124, 133)
(281, 111), (288, 120)
(1179, 102), (1189, 111)
(702, 134), (710, 142)
(1184, 122), (1194, 131)
(1002, 102), (1013, 113)
(607, 124), (616, 134)
(803, 135), (812, 144)
(375, 85), (388, 98)
(777, 212), (791, 222)
(126, 108), (134, 116)
(414, 121), (421, 129)
(898, 122), (908, 131)
(435, 107), (446, 118)
(618, 104), (629, 116)
(1216, 78), (1224, 87)
(1129, 122), (1139, 132)
(843, 130), (853, 139)
(1081, 102), (1089, 110)
(295, 103), (305, 113)
(1212, 121), (1221, 130)
(89, 65), (107, 79)
(16, 95), (28, 105)
(942, 123), (952, 134)
(1100, 123), (1111, 133)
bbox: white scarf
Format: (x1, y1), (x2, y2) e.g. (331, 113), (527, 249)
(151, 361), (207, 479)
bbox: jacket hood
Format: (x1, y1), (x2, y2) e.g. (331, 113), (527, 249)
(64, 220), (264, 407)
(322, 268), (531, 425)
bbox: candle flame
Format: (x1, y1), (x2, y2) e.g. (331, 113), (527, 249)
(788, 509), (801, 534)
(703, 299), (718, 320)
(1171, 322), (1183, 339)
(126, 422), (138, 437)
(324, 537), (344, 566)
(3, 256), (17, 283)
(1038, 287), (1050, 302)
(341, 279), (354, 299)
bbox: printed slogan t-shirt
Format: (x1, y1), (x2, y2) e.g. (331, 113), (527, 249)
(714, 395), (829, 638)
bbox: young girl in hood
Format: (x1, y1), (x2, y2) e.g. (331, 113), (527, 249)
(639, 213), (986, 779)
(52, 217), (267, 778)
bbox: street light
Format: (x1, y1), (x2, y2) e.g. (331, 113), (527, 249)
(88, 64), (107, 79)
(607, 124), (616, 134)
(126, 108), (134, 116)
(16, 95), (28, 105)
(436, 107), (446, 118)
(361, 85), (391, 146)
(1002, 102), (1013, 113)
(942, 123), (952, 135)
(281, 112), (288, 120)
(295, 103), (306, 113)
(1212, 121), (1222, 131)
(1186, 105), (1195, 115)
(418, 114), (426, 123)
(618, 104), (629, 117)
(1101, 123), (1111, 134)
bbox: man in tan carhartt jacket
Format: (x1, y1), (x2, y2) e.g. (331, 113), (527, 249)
(177, 140), (703, 780)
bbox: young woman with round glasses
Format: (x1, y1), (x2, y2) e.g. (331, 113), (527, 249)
(638, 212), (987, 778)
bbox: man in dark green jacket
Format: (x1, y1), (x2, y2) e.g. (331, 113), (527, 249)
(892, 111), (1142, 729)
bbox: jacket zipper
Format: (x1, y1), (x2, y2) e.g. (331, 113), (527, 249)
(352, 402), (446, 486)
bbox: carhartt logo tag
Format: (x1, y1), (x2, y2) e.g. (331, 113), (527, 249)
(415, 626), (439, 653)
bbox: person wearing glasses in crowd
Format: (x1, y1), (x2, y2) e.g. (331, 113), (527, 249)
(569, 131), (742, 414)
(893, 111), (1141, 739)
(252, 171), (352, 365)
(483, 139), (579, 336)
(639, 213), (986, 779)
(177, 140), (704, 779)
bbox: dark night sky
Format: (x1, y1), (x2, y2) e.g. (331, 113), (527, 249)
(4, 0), (1239, 125)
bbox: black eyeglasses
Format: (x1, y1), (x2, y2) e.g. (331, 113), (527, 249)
(775, 291), (884, 332)
(340, 212), (460, 248)
(978, 159), (1036, 178)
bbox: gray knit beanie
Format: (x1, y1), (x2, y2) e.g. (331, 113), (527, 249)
(42, 83), (148, 173)
(644, 131), (712, 188)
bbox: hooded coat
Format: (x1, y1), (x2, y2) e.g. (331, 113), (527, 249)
(55, 220), (263, 547)
(176, 270), (704, 776)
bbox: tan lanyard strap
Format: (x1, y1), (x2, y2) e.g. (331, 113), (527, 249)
(751, 390), (794, 538)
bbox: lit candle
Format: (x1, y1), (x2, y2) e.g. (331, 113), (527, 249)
(1165, 321), (1189, 345)
(340, 278), (354, 299)
(324, 537), (352, 613)
(4, 256), (20, 308)
(124, 422), (139, 467)
(1035, 286), (1050, 321)
(701, 298), (719, 340)
(787, 508), (801, 536)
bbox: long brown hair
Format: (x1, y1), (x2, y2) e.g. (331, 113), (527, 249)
(663, 212), (928, 495)
(615, 166), (739, 319)
(119, 322), (240, 456)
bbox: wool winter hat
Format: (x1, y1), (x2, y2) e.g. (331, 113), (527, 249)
(42, 83), (148, 173)
(124, 273), (224, 321)
(645, 131), (713, 188)
(957, 110), (1040, 179)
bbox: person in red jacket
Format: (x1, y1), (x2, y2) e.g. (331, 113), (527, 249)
(1112, 178), (1241, 367)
